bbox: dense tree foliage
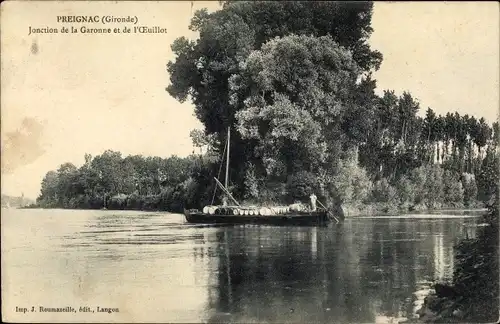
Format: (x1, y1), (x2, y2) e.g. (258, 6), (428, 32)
(164, 1), (498, 212)
(35, 111), (497, 213)
(36, 151), (220, 212)
(37, 1), (499, 214)
(167, 1), (382, 199)
(234, 34), (359, 182)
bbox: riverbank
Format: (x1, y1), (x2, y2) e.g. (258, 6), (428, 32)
(21, 203), (487, 219)
(339, 203), (486, 217)
(410, 204), (498, 323)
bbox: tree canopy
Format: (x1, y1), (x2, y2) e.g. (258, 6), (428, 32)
(35, 1), (499, 214)
(164, 1), (498, 208)
(167, 1), (383, 199)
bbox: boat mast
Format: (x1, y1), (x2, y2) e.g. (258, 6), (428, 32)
(217, 126), (240, 206)
(225, 126), (230, 189)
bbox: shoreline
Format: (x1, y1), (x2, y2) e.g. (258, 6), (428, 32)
(406, 204), (498, 323)
(15, 205), (487, 218)
(340, 203), (487, 217)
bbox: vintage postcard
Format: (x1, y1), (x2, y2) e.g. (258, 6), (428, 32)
(1, 1), (499, 323)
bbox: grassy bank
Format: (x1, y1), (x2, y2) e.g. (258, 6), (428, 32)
(22, 200), (487, 218)
(413, 203), (499, 323)
(339, 203), (486, 217)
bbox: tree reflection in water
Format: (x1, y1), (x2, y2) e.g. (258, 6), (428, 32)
(195, 218), (475, 323)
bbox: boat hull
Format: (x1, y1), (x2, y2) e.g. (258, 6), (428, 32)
(184, 209), (332, 226)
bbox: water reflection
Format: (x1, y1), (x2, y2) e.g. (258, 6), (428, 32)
(202, 218), (477, 323)
(2, 209), (479, 323)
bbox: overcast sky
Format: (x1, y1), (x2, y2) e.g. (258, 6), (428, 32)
(1, 1), (499, 199)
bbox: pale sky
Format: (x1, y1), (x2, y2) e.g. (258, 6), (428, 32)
(1, 1), (499, 199)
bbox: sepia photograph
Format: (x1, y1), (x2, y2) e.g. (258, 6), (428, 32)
(1, 1), (499, 323)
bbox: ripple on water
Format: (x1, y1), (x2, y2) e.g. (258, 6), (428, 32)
(2, 209), (480, 323)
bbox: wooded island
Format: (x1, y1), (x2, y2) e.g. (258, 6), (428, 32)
(33, 2), (498, 216)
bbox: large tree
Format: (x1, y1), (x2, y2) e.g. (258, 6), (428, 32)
(167, 1), (382, 197)
(233, 35), (360, 181)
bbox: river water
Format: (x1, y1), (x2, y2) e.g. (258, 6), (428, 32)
(2, 208), (482, 323)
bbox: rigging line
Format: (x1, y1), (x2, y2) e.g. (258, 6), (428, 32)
(211, 139), (227, 205)
(214, 177), (240, 206)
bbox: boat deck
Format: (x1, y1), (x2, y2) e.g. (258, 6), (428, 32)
(184, 209), (332, 226)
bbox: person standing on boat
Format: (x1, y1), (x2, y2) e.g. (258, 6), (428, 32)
(309, 193), (317, 211)
(222, 195), (228, 207)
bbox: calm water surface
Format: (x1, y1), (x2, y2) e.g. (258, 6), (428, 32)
(2, 208), (481, 323)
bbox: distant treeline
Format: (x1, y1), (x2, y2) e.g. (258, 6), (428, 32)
(35, 152), (216, 213)
(35, 1), (499, 214)
(1, 194), (34, 208)
(35, 109), (498, 215)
